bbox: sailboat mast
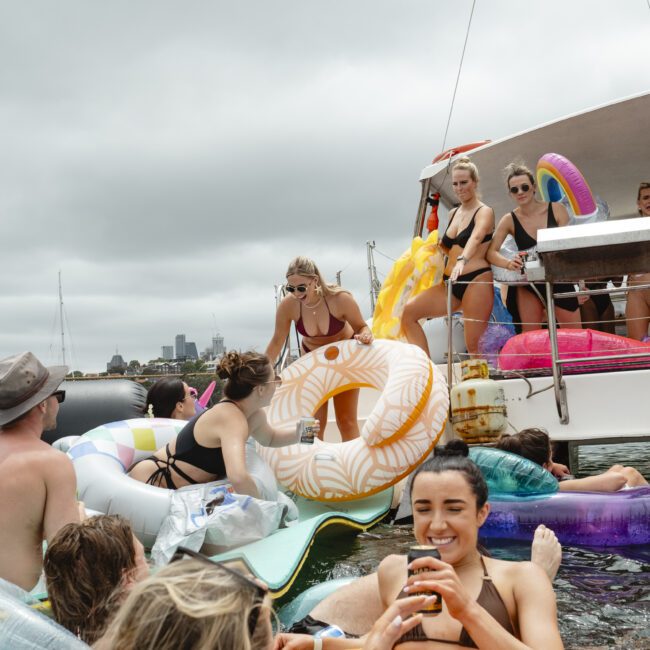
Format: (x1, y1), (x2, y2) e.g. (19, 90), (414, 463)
(58, 270), (66, 366)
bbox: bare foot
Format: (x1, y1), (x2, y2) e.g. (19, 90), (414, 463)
(531, 524), (562, 581)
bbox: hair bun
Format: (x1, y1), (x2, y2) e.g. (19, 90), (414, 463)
(433, 439), (469, 458)
(216, 351), (244, 380)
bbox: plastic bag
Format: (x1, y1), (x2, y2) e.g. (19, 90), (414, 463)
(151, 481), (293, 566)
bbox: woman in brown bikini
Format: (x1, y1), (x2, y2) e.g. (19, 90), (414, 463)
(266, 256), (373, 442)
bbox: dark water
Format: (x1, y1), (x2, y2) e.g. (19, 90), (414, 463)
(282, 443), (650, 649)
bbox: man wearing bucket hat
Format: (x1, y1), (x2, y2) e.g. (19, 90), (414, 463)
(0, 351), (82, 591)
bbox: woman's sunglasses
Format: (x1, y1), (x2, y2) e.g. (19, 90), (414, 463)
(171, 547), (267, 638)
(285, 284), (308, 294)
(509, 183), (531, 194)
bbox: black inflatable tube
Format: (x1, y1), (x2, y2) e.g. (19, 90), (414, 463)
(43, 379), (147, 444)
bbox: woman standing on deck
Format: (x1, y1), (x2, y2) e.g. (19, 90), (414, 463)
(266, 257), (373, 442)
(487, 162), (582, 333)
(401, 157), (495, 358)
(625, 182), (650, 340)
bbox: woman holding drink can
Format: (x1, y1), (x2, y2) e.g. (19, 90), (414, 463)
(266, 256), (373, 442)
(487, 162), (581, 333)
(275, 440), (562, 649)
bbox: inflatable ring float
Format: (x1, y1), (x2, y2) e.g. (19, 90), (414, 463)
(536, 152), (596, 216)
(68, 418), (277, 547)
(257, 339), (449, 501)
(372, 231), (444, 341)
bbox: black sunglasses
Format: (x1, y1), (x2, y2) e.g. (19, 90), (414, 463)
(509, 183), (531, 194)
(285, 284), (308, 294)
(171, 547), (267, 638)
(52, 390), (66, 404)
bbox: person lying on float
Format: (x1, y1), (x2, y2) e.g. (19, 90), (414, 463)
(129, 350), (310, 497)
(496, 428), (648, 492)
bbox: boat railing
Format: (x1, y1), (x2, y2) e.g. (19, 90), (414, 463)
(445, 276), (650, 424)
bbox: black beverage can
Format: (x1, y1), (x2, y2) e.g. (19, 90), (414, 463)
(407, 545), (442, 616)
(518, 251), (529, 275)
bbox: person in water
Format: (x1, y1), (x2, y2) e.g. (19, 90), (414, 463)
(275, 441), (562, 650)
(266, 256), (373, 441)
(144, 377), (198, 420)
(128, 350), (300, 496)
(402, 157), (495, 358)
(625, 182), (650, 340)
(487, 162), (582, 333)
(43, 515), (149, 644)
(496, 428), (648, 492)
(0, 351), (83, 591)
(95, 551), (274, 650)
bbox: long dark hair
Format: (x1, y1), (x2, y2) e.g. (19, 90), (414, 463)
(146, 378), (185, 418)
(410, 439), (488, 509)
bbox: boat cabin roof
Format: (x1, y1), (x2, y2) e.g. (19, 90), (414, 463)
(420, 91), (650, 221)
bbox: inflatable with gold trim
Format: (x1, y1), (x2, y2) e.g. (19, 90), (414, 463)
(258, 339), (448, 501)
(371, 232), (444, 341)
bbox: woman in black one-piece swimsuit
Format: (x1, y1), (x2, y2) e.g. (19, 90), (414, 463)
(488, 162), (582, 333)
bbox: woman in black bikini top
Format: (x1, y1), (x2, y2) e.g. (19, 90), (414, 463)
(370, 440), (562, 650)
(128, 350), (300, 495)
(402, 156), (495, 359)
(266, 256), (373, 442)
(487, 162), (582, 334)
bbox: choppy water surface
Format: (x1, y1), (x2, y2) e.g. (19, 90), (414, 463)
(287, 443), (650, 649)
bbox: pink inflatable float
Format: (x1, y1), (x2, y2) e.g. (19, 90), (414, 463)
(498, 329), (650, 371)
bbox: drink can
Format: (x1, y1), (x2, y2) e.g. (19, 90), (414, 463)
(298, 416), (316, 444)
(518, 251), (529, 275)
(315, 625), (345, 639)
(407, 545), (442, 616)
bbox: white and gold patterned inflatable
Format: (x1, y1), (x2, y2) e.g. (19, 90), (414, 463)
(258, 339), (448, 501)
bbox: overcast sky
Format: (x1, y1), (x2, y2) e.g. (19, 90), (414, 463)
(1, 1), (648, 372)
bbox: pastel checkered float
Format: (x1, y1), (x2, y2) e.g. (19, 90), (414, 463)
(258, 339), (449, 502)
(67, 418), (275, 547)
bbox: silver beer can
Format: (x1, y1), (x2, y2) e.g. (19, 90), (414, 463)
(298, 416), (316, 444)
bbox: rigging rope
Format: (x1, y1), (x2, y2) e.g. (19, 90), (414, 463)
(440, 0), (477, 153)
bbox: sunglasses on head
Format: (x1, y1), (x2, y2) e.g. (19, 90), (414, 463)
(509, 183), (531, 194)
(52, 390), (66, 404)
(171, 547), (267, 638)
(285, 284), (308, 294)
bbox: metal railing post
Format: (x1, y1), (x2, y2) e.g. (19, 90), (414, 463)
(545, 281), (569, 423)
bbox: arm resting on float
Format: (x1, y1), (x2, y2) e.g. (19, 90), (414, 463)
(558, 472), (627, 492)
(265, 299), (295, 366)
(219, 428), (260, 498)
(339, 293), (373, 344)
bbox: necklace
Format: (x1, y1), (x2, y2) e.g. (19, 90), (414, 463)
(304, 297), (323, 313)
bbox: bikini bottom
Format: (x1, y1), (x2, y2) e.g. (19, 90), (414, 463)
(443, 267), (492, 302)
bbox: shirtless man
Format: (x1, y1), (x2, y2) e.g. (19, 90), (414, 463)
(0, 351), (81, 591)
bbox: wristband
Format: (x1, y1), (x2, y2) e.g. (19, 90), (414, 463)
(313, 639), (323, 650)
(457, 255), (465, 261)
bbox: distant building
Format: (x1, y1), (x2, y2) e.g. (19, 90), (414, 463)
(161, 345), (174, 360)
(175, 334), (186, 359)
(212, 335), (226, 358)
(185, 342), (198, 360)
(106, 353), (127, 374)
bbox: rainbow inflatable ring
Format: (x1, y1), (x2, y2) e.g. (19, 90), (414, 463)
(536, 152), (596, 216)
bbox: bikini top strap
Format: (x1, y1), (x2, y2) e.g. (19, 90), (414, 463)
(547, 201), (557, 227)
(480, 555), (492, 581)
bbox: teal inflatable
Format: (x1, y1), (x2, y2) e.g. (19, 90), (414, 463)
(468, 447), (557, 495)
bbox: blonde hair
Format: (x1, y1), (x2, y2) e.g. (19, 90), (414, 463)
(504, 160), (535, 188)
(285, 256), (346, 297)
(95, 559), (272, 650)
(452, 156), (480, 183)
